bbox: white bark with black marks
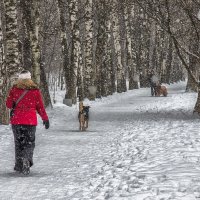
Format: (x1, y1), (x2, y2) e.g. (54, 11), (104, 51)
(84, 0), (95, 98)
(69, 0), (80, 103)
(20, 0), (41, 85)
(125, 2), (138, 90)
(111, 0), (126, 93)
(4, 0), (20, 76)
(1, 0), (20, 124)
(0, 14), (4, 73)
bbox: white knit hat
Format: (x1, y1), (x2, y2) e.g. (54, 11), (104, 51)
(18, 70), (31, 79)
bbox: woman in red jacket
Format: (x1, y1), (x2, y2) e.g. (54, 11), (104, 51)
(6, 70), (49, 175)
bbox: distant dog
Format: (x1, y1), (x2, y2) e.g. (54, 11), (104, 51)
(156, 84), (168, 97)
(78, 102), (90, 131)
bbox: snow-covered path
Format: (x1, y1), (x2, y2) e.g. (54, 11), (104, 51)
(1, 82), (200, 200)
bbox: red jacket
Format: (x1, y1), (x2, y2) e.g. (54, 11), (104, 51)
(6, 79), (48, 125)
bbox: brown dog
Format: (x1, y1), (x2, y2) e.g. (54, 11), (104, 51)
(156, 84), (168, 97)
(78, 102), (90, 131)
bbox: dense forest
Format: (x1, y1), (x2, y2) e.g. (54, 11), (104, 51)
(0, 0), (200, 124)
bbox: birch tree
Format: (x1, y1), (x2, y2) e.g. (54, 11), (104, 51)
(77, 0), (86, 101)
(84, 0), (95, 99)
(125, 1), (138, 89)
(185, 11), (199, 92)
(165, 36), (173, 84)
(20, 0), (41, 85)
(20, 15), (32, 71)
(118, 1), (127, 92)
(148, 20), (157, 70)
(0, 10), (4, 72)
(133, 5), (150, 88)
(68, 0), (80, 104)
(111, 0), (126, 93)
(104, 8), (113, 95)
(57, 0), (70, 102)
(95, 0), (109, 97)
(1, 0), (21, 124)
(0, 2), (6, 124)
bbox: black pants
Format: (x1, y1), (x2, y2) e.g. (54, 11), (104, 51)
(12, 125), (36, 167)
(150, 83), (157, 96)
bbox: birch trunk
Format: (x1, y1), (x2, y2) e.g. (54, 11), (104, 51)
(186, 40), (199, 92)
(125, 2), (138, 90)
(3, 0), (20, 76)
(194, 90), (200, 114)
(156, 29), (164, 79)
(165, 36), (173, 84)
(84, 0), (95, 99)
(0, 3), (6, 124)
(111, 0), (126, 93)
(95, 0), (108, 98)
(149, 21), (156, 70)
(69, 0), (80, 104)
(77, 55), (84, 101)
(132, 4), (143, 86)
(105, 14), (113, 95)
(159, 33), (168, 84)
(0, 12), (4, 72)
(139, 12), (150, 88)
(0, 0), (5, 80)
(20, 0), (41, 85)
(57, 0), (70, 102)
(1, 0), (20, 124)
(110, 24), (117, 93)
(118, 1), (127, 92)
(77, 0), (86, 101)
(31, 0), (40, 85)
(39, 4), (53, 108)
(20, 8), (32, 71)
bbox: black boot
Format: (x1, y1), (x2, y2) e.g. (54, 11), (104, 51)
(14, 159), (23, 172)
(22, 159), (30, 175)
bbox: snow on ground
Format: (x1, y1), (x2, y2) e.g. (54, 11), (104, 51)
(0, 82), (200, 200)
